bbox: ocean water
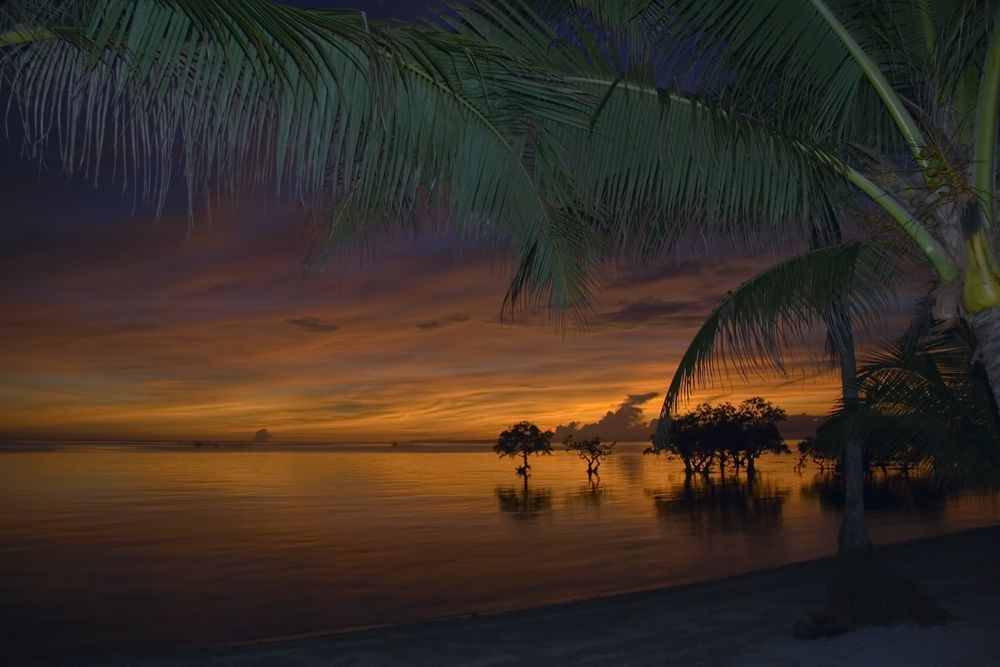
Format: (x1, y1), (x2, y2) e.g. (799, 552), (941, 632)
(0, 442), (997, 659)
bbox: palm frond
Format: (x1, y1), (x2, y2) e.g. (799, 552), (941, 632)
(818, 321), (1000, 480)
(453, 0), (848, 260)
(650, 240), (896, 449)
(570, 0), (994, 150)
(501, 208), (602, 322)
(1, 0), (604, 313)
(2, 0), (378, 213)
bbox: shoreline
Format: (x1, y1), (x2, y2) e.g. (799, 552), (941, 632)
(127, 525), (1000, 666)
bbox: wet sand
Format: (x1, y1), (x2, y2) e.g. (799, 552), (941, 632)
(122, 525), (1000, 667)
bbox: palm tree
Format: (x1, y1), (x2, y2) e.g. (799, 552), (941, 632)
(461, 0), (989, 627)
(464, 0), (998, 556)
(449, 1), (899, 562)
(651, 227), (892, 553)
(479, 0), (1000, 404)
(449, 0), (988, 626)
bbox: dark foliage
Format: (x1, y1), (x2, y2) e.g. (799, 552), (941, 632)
(494, 421), (553, 475)
(806, 322), (1000, 481)
(563, 435), (615, 476)
(648, 398), (789, 476)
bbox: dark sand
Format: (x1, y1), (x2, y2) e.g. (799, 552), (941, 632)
(91, 526), (1000, 665)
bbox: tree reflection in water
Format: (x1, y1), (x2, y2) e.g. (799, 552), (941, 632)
(650, 475), (789, 536)
(495, 479), (553, 520)
(566, 476), (610, 508)
(801, 474), (955, 513)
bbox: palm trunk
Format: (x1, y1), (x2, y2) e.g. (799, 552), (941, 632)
(811, 214), (872, 555)
(823, 321), (948, 629)
(683, 457), (693, 476)
(832, 304), (872, 555)
(969, 307), (1000, 413)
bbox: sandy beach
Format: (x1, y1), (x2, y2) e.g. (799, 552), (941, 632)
(98, 525), (1000, 667)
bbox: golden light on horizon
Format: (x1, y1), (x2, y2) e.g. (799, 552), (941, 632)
(0, 200), (861, 443)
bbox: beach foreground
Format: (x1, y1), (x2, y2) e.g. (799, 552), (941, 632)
(118, 526), (1000, 666)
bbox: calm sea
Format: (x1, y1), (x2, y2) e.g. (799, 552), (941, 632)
(1, 442), (997, 660)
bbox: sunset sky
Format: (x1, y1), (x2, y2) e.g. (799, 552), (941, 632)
(0, 0), (903, 443)
(0, 157), (851, 443)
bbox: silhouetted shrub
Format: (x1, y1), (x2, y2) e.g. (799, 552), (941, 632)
(652, 398), (788, 476)
(564, 435), (615, 476)
(809, 322), (1000, 480)
(737, 397), (790, 475)
(494, 421), (553, 476)
(796, 437), (838, 473)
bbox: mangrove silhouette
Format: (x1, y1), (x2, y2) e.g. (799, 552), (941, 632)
(648, 398), (789, 478)
(495, 480), (553, 520)
(650, 475), (789, 536)
(796, 436), (924, 477)
(794, 438), (838, 474)
(801, 474), (954, 514)
(494, 421), (553, 476)
(564, 435), (615, 478)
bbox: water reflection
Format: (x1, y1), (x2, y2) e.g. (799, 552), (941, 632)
(802, 474), (955, 513)
(615, 449), (646, 484)
(495, 480), (553, 520)
(567, 477), (609, 507)
(2, 447), (997, 660)
(650, 476), (789, 536)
